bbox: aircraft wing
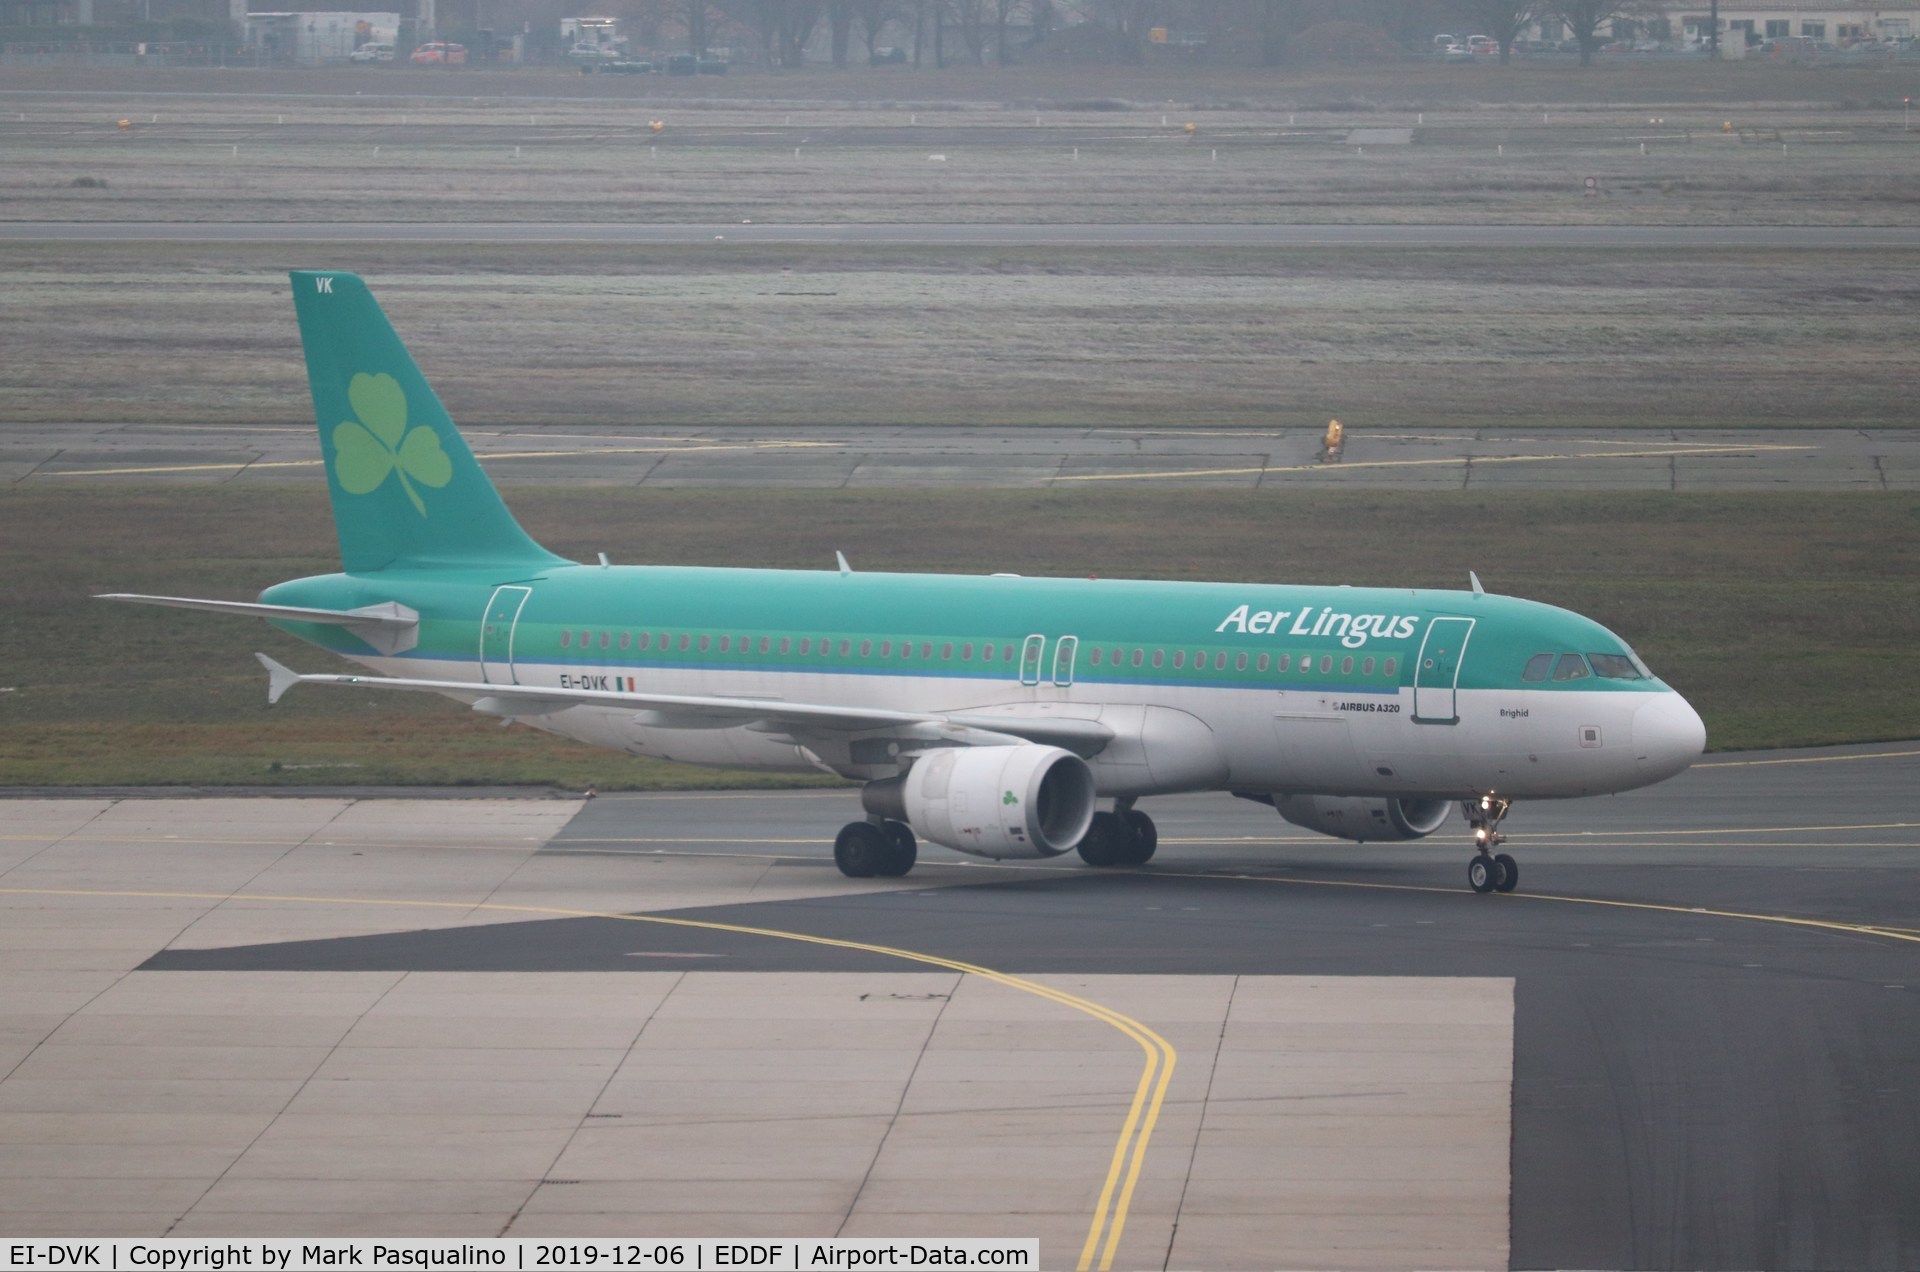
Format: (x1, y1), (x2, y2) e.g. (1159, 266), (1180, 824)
(255, 655), (1113, 755)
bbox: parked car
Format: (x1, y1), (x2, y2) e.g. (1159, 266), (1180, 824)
(601, 58), (655, 73)
(696, 56), (727, 73)
(348, 41), (394, 63)
(566, 42), (620, 63)
(1467, 34), (1498, 54)
(870, 45), (907, 64)
(409, 41), (466, 64)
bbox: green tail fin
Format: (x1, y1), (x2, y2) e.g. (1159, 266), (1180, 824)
(290, 270), (570, 574)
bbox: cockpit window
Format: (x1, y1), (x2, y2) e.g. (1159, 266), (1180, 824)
(1551, 653), (1591, 682)
(1588, 653), (1646, 680)
(1522, 653), (1553, 682)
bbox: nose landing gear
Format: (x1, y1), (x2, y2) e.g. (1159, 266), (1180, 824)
(1465, 796), (1518, 894)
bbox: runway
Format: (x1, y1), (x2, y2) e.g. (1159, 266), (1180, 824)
(3, 741), (1917, 1268)
(11, 421), (1916, 491)
(7, 222), (1920, 247)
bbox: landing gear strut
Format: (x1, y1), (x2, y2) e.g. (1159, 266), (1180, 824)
(1078, 798), (1157, 868)
(1465, 795), (1518, 894)
(834, 818), (916, 879)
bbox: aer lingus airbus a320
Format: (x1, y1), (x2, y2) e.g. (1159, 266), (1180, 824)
(103, 271), (1707, 893)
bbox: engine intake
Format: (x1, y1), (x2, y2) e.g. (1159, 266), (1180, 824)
(1271, 794), (1451, 843)
(864, 745), (1096, 859)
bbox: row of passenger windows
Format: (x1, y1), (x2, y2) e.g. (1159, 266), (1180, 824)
(1521, 651), (1648, 683)
(553, 627), (1398, 679)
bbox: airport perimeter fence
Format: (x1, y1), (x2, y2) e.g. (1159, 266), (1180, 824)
(0, 41), (255, 67)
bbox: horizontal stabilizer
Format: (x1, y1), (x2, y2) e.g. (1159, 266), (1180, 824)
(99, 594), (419, 655)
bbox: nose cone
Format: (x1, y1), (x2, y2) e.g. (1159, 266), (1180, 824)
(1633, 693), (1707, 780)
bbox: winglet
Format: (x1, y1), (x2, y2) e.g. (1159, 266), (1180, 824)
(256, 653), (303, 706)
(1469, 570), (1486, 596)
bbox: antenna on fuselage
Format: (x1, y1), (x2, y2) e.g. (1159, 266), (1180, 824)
(1469, 570), (1486, 596)
(835, 550), (852, 577)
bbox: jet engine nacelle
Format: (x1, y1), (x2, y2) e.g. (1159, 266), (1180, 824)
(864, 744), (1096, 860)
(1273, 794), (1452, 843)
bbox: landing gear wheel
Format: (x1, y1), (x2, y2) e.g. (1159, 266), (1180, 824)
(1493, 852), (1518, 894)
(1078, 812), (1127, 867)
(833, 821), (887, 878)
(1120, 809), (1158, 864)
(875, 820), (917, 878)
(1468, 854), (1496, 894)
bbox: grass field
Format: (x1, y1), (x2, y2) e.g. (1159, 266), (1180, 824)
(2, 484), (1914, 788)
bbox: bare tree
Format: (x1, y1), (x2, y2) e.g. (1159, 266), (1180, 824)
(1552, 0), (1647, 63)
(852, 0), (896, 58)
(991, 0), (1023, 62)
(825, 0), (854, 62)
(948, 0), (990, 61)
(1455, 0), (1537, 61)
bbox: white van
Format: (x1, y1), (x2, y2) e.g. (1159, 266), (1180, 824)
(349, 42), (395, 63)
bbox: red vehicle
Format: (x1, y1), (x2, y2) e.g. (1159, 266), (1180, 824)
(409, 41), (467, 65)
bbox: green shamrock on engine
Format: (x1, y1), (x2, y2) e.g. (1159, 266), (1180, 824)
(331, 372), (452, 516)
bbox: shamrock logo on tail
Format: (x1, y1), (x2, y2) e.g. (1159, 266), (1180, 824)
(331, 372), (452, 516)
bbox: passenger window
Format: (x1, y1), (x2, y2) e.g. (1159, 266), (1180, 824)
(879, 640), (891, 658)
(656, 632), (667, 649)
(981, 644), (994, 663)
(1320, 655), (1333, 673)
(1215, 651), (1227, 671)
(759, 637), (771, 654)
(1522, 653), (1553, 682)
(1552, 653), (1591, 682)
(698, 635), (711, 652)
(638, 632), (652, 651)
(718, 635), (731, 653)
(1132, 649), (1144, 668)
(1090, 647), (1103, 666)
(560, 630), (572, 648)
(961, 643), (973, 660)
(838, 639), (851, 657)
(1173, 651), (1185, 669)
(820, 638), (832, 657)
(779, 637), (791, 655)
(599, 632), (610, 650)
(1341, 655), (1354, 675)
(619, 632), (631, 651)
(1152, 650), (1165, 668)
(799, 638), (811, 655)
(1002, 644), (1016, 662)
(941, 642), (953, 660)
(1277, 653), (1289, 672)
(1235, 652), (1247, 672)
(1362, 656), (1374, 676)
(678, 634), (691, 652)
(859, 640), (872, 657)
(1257, 653), (1270, 672)
(922, 642), (934, 659)
(900, 641), (912, 659)
(1384, 657), (1397, 677)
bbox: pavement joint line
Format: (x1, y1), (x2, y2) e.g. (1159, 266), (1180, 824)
(0, 884), (1174, 1272)
(1051, 444), (1818, 483)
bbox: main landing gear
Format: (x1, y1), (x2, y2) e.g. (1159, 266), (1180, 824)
(1465, 795), (1518, 894)
(1077, 798), (1158, 868)
(833, 818), (917, 879)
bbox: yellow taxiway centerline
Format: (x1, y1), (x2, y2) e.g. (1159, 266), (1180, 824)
(0, 884), (1173, 1272)
(42, 440), (836, 479)
(1053, 443), (1816, 483)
